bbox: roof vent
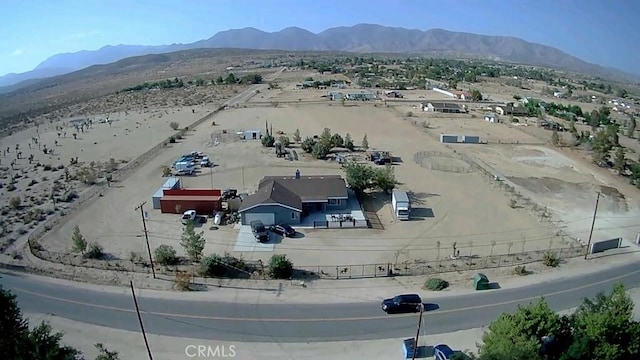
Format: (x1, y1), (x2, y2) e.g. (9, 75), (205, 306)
(295, 169), (300, 179)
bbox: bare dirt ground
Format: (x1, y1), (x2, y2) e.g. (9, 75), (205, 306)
(0, 103), (222, 251)
(36, 99), (561, 268)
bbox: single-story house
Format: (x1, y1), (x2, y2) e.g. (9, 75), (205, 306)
(421, 102), (463, 113)
(328, 91), (344, 101)
(454, 91), (472, 100)
(484, 113), (499, 123)
(492, 105), (529, 117)
(238, 174), (349, 226)
(345, 91), (375, 101)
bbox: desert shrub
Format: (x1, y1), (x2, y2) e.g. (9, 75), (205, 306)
(28, 179), (38, 186)
(129, 252), (144, 264)
(154, 244), (177, 265)
(509, 199), (517, 208)
(7, 184), (16, 191)
(279, 136), (291, 147)
(174, 271), (192, 291)
(513, 265), (528, 275)
(424, 278), (449, 291)
(61, 190), (78, 202)
(169, 121), (179, 130)
(169, 136), (176, 143)
(9, 197), (21, 209)
(268, 254), (293, 279)
(43, 164), (52, 171)
(200, 254), (226, 277)
(85, 242), (104, 259)
(406, 111), (414, 117)
(161, 166), (172, 177)
(543, 251), (560, 267)
(67, 226), (82, 249)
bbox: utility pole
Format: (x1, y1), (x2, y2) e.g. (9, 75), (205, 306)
(130, 281), (154, 360)
(412, 304), (424, 360)
(584, 192), (601, 260)
(135, 201), (156, 278)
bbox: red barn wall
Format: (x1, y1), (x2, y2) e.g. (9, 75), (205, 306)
(162, 188), (221, 197)
(160, 198), (222, 214)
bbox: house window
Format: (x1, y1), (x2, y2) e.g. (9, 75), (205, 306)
(291, 212), (296, 220)
(328, 199), (340, 206)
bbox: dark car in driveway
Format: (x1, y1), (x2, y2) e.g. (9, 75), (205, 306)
(381, 294), (423, 314)
(433, 343), (455, 360)
(250, 220), (269, 242)
(269, 224), (296, 237)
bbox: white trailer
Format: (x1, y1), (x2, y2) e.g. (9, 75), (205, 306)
(392, 190), (411, 221)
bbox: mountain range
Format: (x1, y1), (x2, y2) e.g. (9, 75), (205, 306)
(1, 24), (637, 88)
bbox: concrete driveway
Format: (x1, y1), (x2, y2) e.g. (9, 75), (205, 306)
(233, 225), (275, 252)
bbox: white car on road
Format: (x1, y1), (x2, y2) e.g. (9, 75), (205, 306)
(181, 210), (197, 225)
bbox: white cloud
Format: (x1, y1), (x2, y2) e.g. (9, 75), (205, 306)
(10, 48), (24, 57)
(51, 31), (101, 44)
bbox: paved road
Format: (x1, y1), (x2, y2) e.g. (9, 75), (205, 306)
(3, 261), (640, 343)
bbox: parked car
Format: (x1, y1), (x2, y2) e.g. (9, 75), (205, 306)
(222, 189), (238, 200)
(269, 224), (296, 237)
(181, 210), (197, 225)
(433, 344), (455, 360)
(200, 157), (212, 167)
(381, 294), (422, 314)
(374, 157), (391, 165)
(250, 220), (269, 242)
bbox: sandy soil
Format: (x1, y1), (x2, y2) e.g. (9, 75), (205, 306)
(36, 101), (561, 268)
(0, 104), (221, 251)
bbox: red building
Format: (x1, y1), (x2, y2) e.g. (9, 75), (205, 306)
(159, 188), (222, 214)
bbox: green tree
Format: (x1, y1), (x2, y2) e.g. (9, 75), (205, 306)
(343, 161), (374, 194)
(215, 75), (224, 85)
(373, 164), (396, 193)
(344, 133), (354, 151)
(279, 136), (290, 147)
(330, 133), (344, 148)
(224, 73), (237, 84)
(448, 79), (458, 90)
(361, 134), (369, 150)
(477, 299), (571, 360)
(293, 128), (301, 142)
(319, 127), (332, 147)
(627, 115), (636, 138)
(261, 134), (275, 147)
(613, 147), (626, 175)
(0, 286), (80, 359)
(589, 110), (600, 131)
(94, 343), (120, 360)
(300, 137), (316, 153)
(180, 221), (205, 262)
(71, 225), (87, 254)
(564, 283), (640, 360)
(470, 89), (483, 101)
(311, 142), (330, 159)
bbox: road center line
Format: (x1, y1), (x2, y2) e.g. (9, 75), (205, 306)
(10, 267), (640, 322)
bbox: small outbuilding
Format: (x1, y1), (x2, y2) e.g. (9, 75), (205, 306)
(473, 273), (490, 290)
(152, 177), (181, 209)
(239, 130), (261, 140)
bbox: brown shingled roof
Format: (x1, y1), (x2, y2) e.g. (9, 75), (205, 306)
(260, 175), (348, 202)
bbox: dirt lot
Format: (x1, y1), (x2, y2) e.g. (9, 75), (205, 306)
(0, 103), (219, 251)
(35, 101), (564, 267)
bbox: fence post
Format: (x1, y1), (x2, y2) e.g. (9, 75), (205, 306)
(387, 263), (391, 277)
(362, 264), (365, 278)
(349, 265), (352, 279)
(335, 266), (339, 280)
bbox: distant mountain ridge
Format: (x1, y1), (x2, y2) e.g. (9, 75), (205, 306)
(1, 24), (637, 88)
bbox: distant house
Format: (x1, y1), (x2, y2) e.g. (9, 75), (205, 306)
(421, 102), (463, 113)
(484, 113), (499, 123)
(492, 105), (529, 117)
(454, 91), (472, 100)
(327, 91), (344, 101)
(345, 91), (375, 101)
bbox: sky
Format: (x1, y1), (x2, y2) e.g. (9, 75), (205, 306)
(1, 0), (638, 76)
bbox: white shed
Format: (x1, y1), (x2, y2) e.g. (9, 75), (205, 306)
(239, 130), (261, 140)
(484, 113), (499, 123)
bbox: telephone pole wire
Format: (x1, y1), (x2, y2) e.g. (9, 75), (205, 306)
(584, 192), (601, 260)
(130, 281), (154, 360)
(135, 201), (156, 278)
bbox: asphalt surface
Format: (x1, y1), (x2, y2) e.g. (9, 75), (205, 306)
(2, 261), (640, 343)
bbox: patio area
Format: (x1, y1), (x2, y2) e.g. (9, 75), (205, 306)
(299, 190), (368, 229)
